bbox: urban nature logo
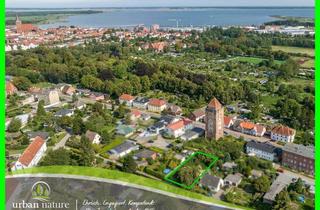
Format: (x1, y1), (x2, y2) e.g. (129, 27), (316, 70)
(31, 181), (51, 202)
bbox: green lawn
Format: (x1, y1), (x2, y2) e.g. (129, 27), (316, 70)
(234, 56), (284, 65)
(272, 46), (314, 57)
(100, 136), (125, 153)
(9, 166), (250, 210)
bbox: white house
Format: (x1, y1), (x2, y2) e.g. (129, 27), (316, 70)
(199, 174), (224, 193)
(132, 97), (149, 109)
(108, 141), (139, 159)
(246, 140), (280, 162)
(147, 98), (166, 112)
(12, 136), (47, 170)
(271, 125), (296, 143)
(85, 130), (101, 144)
(165, 119), (193, 138)
(119, 94), (135, 106)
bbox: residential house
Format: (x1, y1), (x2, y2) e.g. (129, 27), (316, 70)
(15, 113), (30, 127)
(37, 90), (60, 108)
(282, 143), (314, 175)
(165, 118), (193, 138)
(55, 109), (74, 117)
(181, 127), (205, 141)
(116, 125), (135, 137)
(224, 173), (243, 187)
(199, 174), (224, 193)
(133, 149), (157, 160)
(263, 174), (290, 204)
(150, 41), (167, 53)
(246, 140), (281, 162)
(27, 131), (50, 141)
(12, 136), (47, 170)
(85, 130), (101, 144)
(222, 162), (238, 171)
(73, 100), (86, 110)
(147, 98), (166, 112)
(119, 94), (135, 106)
(89, 92), (105, 101)
(130, 109), (142, 121)
(189, 109), (205, 122)
(6, 81), (17, 96)
(233, 120), (266, 137)
(271, 125), (296, 143)
(251, 169), (263, 178)
(141, 113), (151, 121)
(132, 97), (149, 109)
(148, 121), (166, 134)
(108, 141), (139, 158)
(166, 104), (182, 116)
(61, 85), (76, 96)
(224, 116), (235, 128)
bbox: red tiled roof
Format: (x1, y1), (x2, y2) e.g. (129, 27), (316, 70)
(224, 116), (233, 126)
(149, 98), (166, 107)
(18, 136), (45, 167)
(191, 109), (205, 118)
(272, 125), (295, 136)
(167, 120), (184, 131)
(240, 121), (256, 130)
(119, 94), (135, 101)
(167, 119), (192, 131)
(6, 81), (17, 95)
(131, 109), (141, 117)
(208, 98), (222, 109)
(17, 24), (38, 33)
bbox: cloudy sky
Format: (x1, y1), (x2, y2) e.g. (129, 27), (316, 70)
(7, 0), (314, 8)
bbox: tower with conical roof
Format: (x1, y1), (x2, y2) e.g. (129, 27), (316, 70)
(205, 97), (224, 140)
(15, 15), (22, 26)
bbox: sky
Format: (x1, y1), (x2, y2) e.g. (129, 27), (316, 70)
(6, 0), (315, 8)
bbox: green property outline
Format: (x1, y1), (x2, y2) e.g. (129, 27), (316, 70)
(164, 151), (218, 190)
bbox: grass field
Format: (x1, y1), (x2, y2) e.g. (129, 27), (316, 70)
(9, 166), (250, 210)
(272, 46), (315, 57)
(234, 56), (284, 65)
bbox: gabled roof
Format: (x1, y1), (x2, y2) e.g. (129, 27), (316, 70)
(271, 125), (296, 136)
(200, 174), (222, 188)
(131, 109), (142, 117)
(207, 98), (222, 109)
(246, 140), (277, 154)
(6, 81), (17, 94)
(85, 130), (99, 142)
(119, 94), (135, 101)
(149, 98), (166, 107)
(224, 116), (234, 126)
(240, 121), (256, 130)
(18, 136), (45, 167)
(191, 109), (205, 118)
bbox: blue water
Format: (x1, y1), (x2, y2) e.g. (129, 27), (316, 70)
(33, 7), (314, 29)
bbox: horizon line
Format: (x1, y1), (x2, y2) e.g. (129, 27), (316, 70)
(6, 6), (315, 9)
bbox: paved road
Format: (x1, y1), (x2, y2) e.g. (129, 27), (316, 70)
(53, 133), (71, 150)
(273, 163), (314, 185)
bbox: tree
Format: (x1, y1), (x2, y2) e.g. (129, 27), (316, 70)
(288, 178), (304, 194)
(274, 188), (291, 210)
(122, 155), (137, 173)
(253, 175), (271, 193)
(72, 115), (85, 135)
(77, 135), (95, 166)
(279, 59), (299, 79)
(13, 76), (32, 91)
(40, 148), (71, 166)
(7, 118), (22, 132)
(37, 100), (46, 117)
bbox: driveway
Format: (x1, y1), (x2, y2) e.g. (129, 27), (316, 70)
(53, 133), (71, 150)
